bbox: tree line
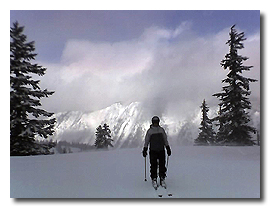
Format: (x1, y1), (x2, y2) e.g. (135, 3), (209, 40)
(195, 25), (259, 146)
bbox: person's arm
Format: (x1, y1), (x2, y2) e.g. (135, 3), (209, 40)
(144, 129), (151, 148)
(162, 128), (171, 156)
(142, 129), (150, 157)
(162, 128), (169, 146)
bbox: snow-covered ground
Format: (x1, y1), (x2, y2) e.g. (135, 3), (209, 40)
(10, 146), (260, 198)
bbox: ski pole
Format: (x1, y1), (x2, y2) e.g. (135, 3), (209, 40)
(166, 155), (170, 172)
(144, 156), (147, 181)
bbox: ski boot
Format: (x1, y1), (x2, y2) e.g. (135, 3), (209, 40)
(152, 178), (158, 190)
(160, 177), (167, 189)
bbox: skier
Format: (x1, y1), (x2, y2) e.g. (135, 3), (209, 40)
(142, 116), (171, 189)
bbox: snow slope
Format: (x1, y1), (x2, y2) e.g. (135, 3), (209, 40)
(10, 146), (260, 198)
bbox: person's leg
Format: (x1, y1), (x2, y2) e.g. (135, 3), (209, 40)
(158, 150), (167, 179)
(150, 151), (158, 180)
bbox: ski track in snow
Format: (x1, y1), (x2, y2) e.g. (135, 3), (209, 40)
(10, 146), (260, 198)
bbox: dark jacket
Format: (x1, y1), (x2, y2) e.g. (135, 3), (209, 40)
(144, 125), (169, 151)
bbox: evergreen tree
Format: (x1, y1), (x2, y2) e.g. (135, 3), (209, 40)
(194, 99), (215, 146)
(95, 124), (114, 149)
(10, 21), (56, 156)
(215, 103), (225, 144)
(213, 25), (257, 146)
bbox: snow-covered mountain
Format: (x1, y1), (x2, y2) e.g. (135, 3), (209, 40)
(47, 102), (200, 148)
(45, 101), (260, 148)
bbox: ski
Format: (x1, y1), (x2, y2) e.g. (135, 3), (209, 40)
(159, 179), (173, 197)
(161, 186), (173, 197)
(151, 179), (173, 198)
(158, 186), (166, 198)
(152, 185), (173, 198)
(153, 185), (163, 198)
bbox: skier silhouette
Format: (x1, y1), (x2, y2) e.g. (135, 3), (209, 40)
(142, 116), (171, 188)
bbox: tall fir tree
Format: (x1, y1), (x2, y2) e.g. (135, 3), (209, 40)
(213, 25), (257, 146)
(95, 124), (114, 149)
(194, 99), (215, 146)
(10, 21), (56, 156)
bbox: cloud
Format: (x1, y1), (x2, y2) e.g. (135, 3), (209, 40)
(40, 23), (260, 120)
(60, 39), (152, 79)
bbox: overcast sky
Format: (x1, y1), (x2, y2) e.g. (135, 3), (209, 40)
(10, 10), (260, 120)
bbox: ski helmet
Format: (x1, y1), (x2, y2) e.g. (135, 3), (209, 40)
(152, 116), (160, 124)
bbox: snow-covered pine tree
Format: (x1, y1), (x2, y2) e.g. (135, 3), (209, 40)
(94, 124), (114, 149)
(95, 125), (104, 149)
(213, 25), (257, 146)
(10, 21), (56, 156)
(194, 99), (215, 146)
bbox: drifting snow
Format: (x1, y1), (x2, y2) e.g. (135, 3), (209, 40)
(10, 146), (260, 198)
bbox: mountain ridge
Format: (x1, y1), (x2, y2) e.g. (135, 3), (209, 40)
(43, 102), (260, 148)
